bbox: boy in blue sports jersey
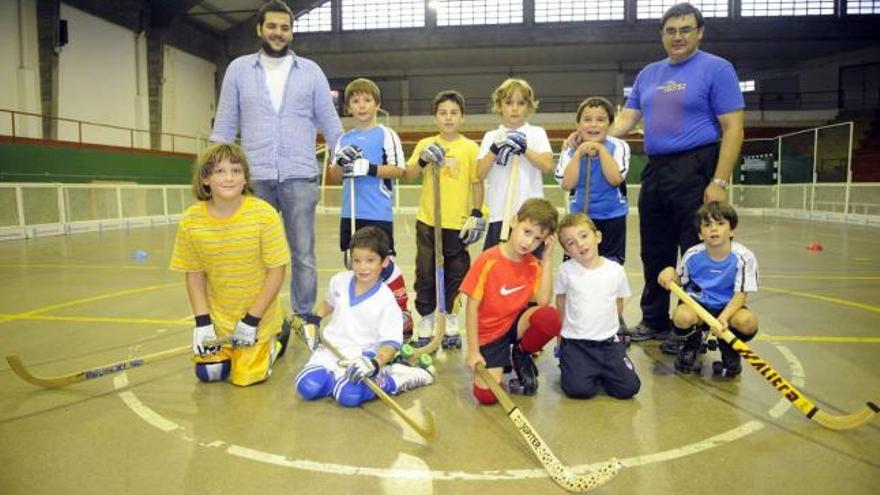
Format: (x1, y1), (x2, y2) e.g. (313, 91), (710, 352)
(328, 78), (413, 336)
(658, 202), (759, 377)
(556, 96), (630, 264)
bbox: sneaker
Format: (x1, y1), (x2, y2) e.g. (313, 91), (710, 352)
(384, 363), (434, 394)
(510, 344), (538, 395)
(628, 321), (670, 342)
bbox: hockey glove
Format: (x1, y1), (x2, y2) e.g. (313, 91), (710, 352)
(345, 355), (379, 383)
(459, 209), (487, 245)
(334, 144), (363, 167)
(192, 315), (220, 357)
(343, 158), (377, 178)
(232, 314), (260, 347)
(418, 143), (446, 167)
(503, 131), (527, 154)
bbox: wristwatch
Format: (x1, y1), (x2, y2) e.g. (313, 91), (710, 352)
(711, 177), (730, 190)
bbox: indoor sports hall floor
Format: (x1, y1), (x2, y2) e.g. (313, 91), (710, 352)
(1, 212), (878, 494)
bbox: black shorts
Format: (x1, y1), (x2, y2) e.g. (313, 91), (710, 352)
(479, 306), (531, 369)
(340, 219), (395, 255)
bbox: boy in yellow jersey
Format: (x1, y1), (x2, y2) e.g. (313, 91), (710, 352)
(171, 143), (290, 386)
(404, 90), (484, 348)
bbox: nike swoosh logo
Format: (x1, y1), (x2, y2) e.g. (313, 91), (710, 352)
(500, 285), (525, 296)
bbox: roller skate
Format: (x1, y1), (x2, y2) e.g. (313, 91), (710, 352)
(510, 343), (539, 395)
(413, 313), (435, 348)
(673, 326), (705, 374)
(712, 339), (743, 378)
(441, 313), (462, 349)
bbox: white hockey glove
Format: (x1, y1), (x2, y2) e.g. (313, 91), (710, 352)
(334, 144), (363, 167)
(502, 131), (527, 154)
(344, 355), (379, 383)
(232, 314), (260, 347)
(459, 209), (487, 245)
(192, 315), (220, 357)
(418, 143), (446, 167)
(342, 158), (376, 178)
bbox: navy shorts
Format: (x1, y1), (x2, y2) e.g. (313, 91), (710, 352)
(479, 307), (530, 369)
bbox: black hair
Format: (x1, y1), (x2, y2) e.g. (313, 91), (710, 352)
(661, 2), (704, 29)
(696, 201), (738, 230)
(349, 226), (391, 259)
(432, 90), (466, 115)
(257, 0), (293, 27)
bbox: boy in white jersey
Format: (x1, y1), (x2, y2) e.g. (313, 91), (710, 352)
(477, 78), (554, 250)
(555, 213), (640, 399)
(294, 226), (434, 407)
(171, 143), (290, 386)
(327, 78), (412, 336)
(404, 90), (484, 348)
(658, 202), (759, 377)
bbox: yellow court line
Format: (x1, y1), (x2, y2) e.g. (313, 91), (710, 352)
(758, 334), (880, 344)
(761, 286), (880, 314)
(761, 274), (880, 281)
(13, 282), (182, 318)
(0, 314), (189, 326)
(0, 263), (163, 270)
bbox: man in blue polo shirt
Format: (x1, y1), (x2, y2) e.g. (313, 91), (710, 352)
(609, 3), (745, 350)
(211, 1), (344, 325)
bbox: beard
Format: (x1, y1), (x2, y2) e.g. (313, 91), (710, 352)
(261, 38), (289, 58)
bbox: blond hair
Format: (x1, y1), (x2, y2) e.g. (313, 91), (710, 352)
(191, 143), (253, 200)
(557, 213), (598, 246)
(491, 78), (539, 116)
(344, 78), (381, 106)
(515, 198), (558, 234)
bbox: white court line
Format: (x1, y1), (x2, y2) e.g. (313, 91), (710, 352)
(114, 342), (805, 482)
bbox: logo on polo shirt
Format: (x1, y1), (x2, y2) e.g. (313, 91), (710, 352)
(500, 285), (525, 296)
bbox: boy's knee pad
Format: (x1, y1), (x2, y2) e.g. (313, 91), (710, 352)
(295, 366), (334, 400)
(519, 306), (561, 353)
(195, 360), (230, 382)
(473, 384), (498, 405)
(730, 327), (756, 343)
(334, 378), (374, 407)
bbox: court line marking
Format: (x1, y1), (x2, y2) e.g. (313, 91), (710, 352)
(112, 341), (807, 482)
(0, 314), (189, 326)
(761, 286), (880, 314)
(759, 334), (880, 344)
(5, 283), (181, 318)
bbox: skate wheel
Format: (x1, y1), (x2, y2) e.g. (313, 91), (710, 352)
(707, 340), (718, 351)
(418, 353), (433, 368)
(712, 361), (724, 375)
(399, 343), (414, 359)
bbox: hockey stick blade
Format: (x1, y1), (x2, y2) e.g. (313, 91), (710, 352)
(6, 336), (232, 388)
(670, 282), (879, 430)
(316, 327), (437, 441)
(475, 364), (621, 492)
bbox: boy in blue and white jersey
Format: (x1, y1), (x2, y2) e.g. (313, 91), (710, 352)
(328, 78), (412, 336)
(658, 201), (759, 377)
(556, 97), (630, 264)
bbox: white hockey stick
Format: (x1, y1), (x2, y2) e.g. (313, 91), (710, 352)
(475, 364), (621, 492)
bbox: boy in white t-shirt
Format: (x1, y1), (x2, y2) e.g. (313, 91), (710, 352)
(477, 78), (554, 250)
(554, 213), (640, 399)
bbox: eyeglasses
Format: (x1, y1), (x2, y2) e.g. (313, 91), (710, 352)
(662, 26), (698, 37)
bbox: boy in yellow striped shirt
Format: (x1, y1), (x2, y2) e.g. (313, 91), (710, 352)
(171, 143), (290, 386)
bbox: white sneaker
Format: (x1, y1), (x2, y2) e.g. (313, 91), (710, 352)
(444, 312), (459, 337)
(385, 363), (434, 394)
(417, 312), (435, 340)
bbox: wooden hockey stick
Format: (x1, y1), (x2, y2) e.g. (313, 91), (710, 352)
(344, 175), (356, 269)
(500, 153), (520, 242)
(319, 328), (437, 441)
(582, 152), (592, 217)
(475, 364), (621, 492)
(670, 282), (879, 430)
(409, 157), (446, 360)
(6, 336), (232, 388)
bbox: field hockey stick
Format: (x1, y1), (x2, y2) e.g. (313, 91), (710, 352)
(670, 282), (879, 430)
(318, 327), (437, 441)
(500, 153), (520, 242)
(6, 336), (232, 388)
(475, 364), (621, 492)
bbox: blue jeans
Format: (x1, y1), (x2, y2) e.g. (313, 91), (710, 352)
(251, 178), (318, 315)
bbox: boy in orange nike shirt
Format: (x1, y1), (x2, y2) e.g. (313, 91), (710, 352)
(460, 198), (561, 400)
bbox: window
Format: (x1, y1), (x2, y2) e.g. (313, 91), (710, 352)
(534, 0), (625, 22)
(846, 0), (880, 14)
(739, 80), (756, 92)
(293, 2), (332, 33)
(433, 0), (523, 26)
(342, 0), (425, 30)
(741, 0), (834, 16)
(637, 0), (728, 19)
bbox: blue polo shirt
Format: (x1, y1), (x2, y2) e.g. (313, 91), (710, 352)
(625, 50), (744, 156)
